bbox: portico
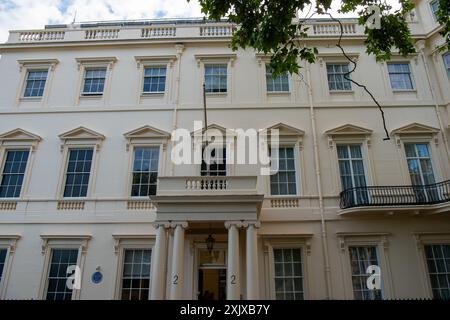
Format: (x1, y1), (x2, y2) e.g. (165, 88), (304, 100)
(150, 175), (263, 300)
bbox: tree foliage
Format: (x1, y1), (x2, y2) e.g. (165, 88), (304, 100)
(190, 0), (450, 76)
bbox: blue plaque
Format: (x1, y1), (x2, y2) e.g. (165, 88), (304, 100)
(91, 271), (103, 284)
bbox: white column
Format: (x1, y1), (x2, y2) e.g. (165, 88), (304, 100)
(169, 221), (188, 300)
(225, 221), (242, 300)
(150, 222), (168, 300)
(245, 221), (260, 300)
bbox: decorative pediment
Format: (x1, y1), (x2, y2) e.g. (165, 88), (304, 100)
(391, 123), (440, 147)
(18, 59), (59, 72)
(191, 123), (230, 136)
(123, 125), (170, 151)
(134, 55), (177, 69)
(255, 53), (272, 66)
(0, 128), (42, 142)
(264, 123), (304, 147)
(124, 125), (170, 139)
(194, 53), (237, 67)
(391, 123), (440, 135)
(266, 123), (305, 137)
(325, 124), (372, 148)
(326, 124), (373, 136)
(59, 126), (105, 141)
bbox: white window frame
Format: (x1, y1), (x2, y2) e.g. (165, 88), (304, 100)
(16, 59), (59, 106)
(57, 127), (105, 200)
(38, 235), (91, 300)
(336, 143), (370, 189)
(443, 52), (450, 80)
(386, 61), (416, 91)
(404, 142), (436, 185)
(325, 125), (374, 195)
(0, 235), (20, 299)
(393, 136), (442, 186)
(414, 232), (450, 299)
(128, 144), (164, 199)
(195, 54), (237, 103)
(112, 235), (155, 300)
(263, 237), (312, 300)
(429, 0), (440, 22)
(326, 62), (353, 92)
(75, 57), (117, 105)
(81, 67), (108, 96)
(134, 55), (176, 104)
(0, 128), (41, 200)
(123, 125), (170, 199)
(269, 145), (301, 197)
(191, 124), (236, 177)
(0, 148), (32, 199)
(265, 123), (305, 198)
(265, 63), (291, 94)
(337, 232), (394, 299)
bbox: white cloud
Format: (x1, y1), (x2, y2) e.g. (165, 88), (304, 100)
(0, 0), (203, 42)
(0, 0), (366, 43)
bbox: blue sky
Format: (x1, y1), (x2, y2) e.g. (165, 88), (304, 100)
(0, 0), (360, 43)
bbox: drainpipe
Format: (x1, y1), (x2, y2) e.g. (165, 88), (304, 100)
(416, 40), (450, 164)
(305, 62), (332, 299)
(170, 44), (185, 176)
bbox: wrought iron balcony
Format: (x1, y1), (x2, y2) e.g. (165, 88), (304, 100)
(340, 180), (450, 209)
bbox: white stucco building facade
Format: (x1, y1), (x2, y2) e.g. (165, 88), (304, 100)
(0, 0), (449, 300)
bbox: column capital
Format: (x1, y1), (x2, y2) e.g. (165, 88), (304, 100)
(242, 220), (261, 228)
(152, 221), (171, 229)
(169, 221), (188, 229)
(225, 221), (245, 229)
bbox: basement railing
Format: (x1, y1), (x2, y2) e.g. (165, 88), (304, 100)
(340, 180), (450, 209)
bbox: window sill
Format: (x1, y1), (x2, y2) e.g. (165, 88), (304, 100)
(141, 92), (165, 98)
(329, 90), (354, 94)
(205, 92), (227, 97)
(80, 94), (103, 100)
(392, 89), (417, 93)
(268, 194), (300, 198)
(267, 91), (291, 96)
(19, 96), (43, 101)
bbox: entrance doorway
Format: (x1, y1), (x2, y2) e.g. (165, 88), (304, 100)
(196, 248), (227, 300)
(198, 268), (226, 300)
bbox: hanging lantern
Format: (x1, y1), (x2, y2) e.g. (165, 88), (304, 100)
(206, 234), (215, 253)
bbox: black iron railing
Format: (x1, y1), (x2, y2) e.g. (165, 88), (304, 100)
(339, 180), (450, 209)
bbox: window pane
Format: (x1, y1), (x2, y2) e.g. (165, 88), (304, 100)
(327, 63), (351, 91)
(0, 150), (30, 198)
(273, 248), (304, 300)
(349, 246), (382, 300)
(444, 53), (450, 79)
(82, 68), (107, 94)
(143, 67), (167, 93)
(270, 147), (297, 195)
(388, 63), (413, 90)
(204, 64), (227, 93)
(405, 143), (435, 187)
(46, 249), (79, 301)
(131, 147), (160, 197)
(266, 64), (289, 92)
(24, 70), (48, 97)
(201, 147), (226, 177)
(63, 148), (93, 198)
(0, 249), (7, 283)
(121, 249), (152, 300)
(425, 245), (450, 299)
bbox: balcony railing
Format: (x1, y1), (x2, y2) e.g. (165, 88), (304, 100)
(5, 19), (365, 44)
(156, 176), (258, 196)
(340, 180), (450, 209)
